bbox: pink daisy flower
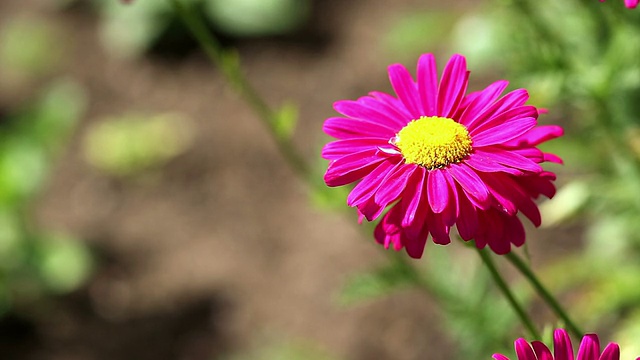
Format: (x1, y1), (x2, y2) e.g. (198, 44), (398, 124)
(599, 0), (639, 9)
(493, 328), (635, 360)
(322, 53), (563, 258)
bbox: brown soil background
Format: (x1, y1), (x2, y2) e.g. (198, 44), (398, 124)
(0, 0), (577, 359)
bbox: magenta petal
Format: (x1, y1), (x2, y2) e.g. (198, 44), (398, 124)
(553, 329), (575, 360)
(600, 343), (620, 360)
(465, 89), (529, 129)
(324, 150), (386, 187)
(475, 148), (543, 173)
(428, 211), (451, 245)
(358, 96), (410, 129)
(322, 137), (390, 160)
(515, 338), (537, 360)
(417, 53), (438, 116)
(472, 117), (537, 147)
(469, 105), (537, 135)
(347, 160), (396, 206)
(403, 221), (429, 258)
(437, 54), (469, 118)
(508, 125), (564, 147)
(577, 335), (601, 360)
(532, 341), (554, 360)
(334, 99), (404, 130)
(485, 211), (510, 255)
(427, 169), (450, 213)
(442, 172), (458, 226)
(323, 116), (395, 139)
(458, 80), (509, 127)
(375, 164), (416, 207)
(401, 167), (428, 227)
(370, 91), (413, 121)
(446, 163), (490, 208)
(493, 355), (511, 360)
(505, 213), (526, 247)
(456, 188), (478, 240)
(466, 153), (523, 176)
(388, 64), (422, 118)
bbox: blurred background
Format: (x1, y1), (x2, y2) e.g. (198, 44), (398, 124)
(1, 0), (640, 359)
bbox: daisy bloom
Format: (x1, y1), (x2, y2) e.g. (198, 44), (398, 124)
(322, 53), (563, 258)
(599, 0), (639, 9)
(493, 328), (637, 360)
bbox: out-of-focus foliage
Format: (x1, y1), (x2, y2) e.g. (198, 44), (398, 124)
(61, 0), (311, 58)
(339, 245), (519, 358)
(0, 80), (92, 316)
(228, 339), (337, 360)
(83, 113), (194, 177)
(0, 18), (64, 84)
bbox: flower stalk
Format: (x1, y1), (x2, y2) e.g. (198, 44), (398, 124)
(505, 252), (584, 339)
(168, 0), (310, 179)
(476, 247), (541, 340)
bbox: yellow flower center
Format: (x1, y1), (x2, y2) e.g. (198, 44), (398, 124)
(394, 116), (472, 169)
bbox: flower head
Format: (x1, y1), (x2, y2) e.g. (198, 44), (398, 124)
(493, 329), (637, 360)
(599, 0), (639, 9)
(322, 53), (562, 258)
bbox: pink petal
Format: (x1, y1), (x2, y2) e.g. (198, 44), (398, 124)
(472, 117), (537, 147)
(465, 89), (529, 130)
(402, 221), (429, 258)
(475, 148), (543, 173)
(576, 334), (600, 360)
(322, 137), (390, 160)
(388, 64), (422, 118)
(553, 329), (575, 360)
(324, 116), (395, 139)
(465, 152), (523, 176)
(532, 341), (554, 360)
(334, 99), (404, 130)
(427, 169), (450, 213)
(458, 80), (509, 127)
(370, 91), (413, 122)
(515, 338), (537, 360)
(456, 187), (478, 240)
(505, 125), (564, 147)
(469, 105), (538, 136)
(417, 53), (438, 116)
(437, 54), (469, 118)
(428, 211), (451, 245)
(446, 163), (490, 208)
(375, 164), (416, 207)
(599, 343), (620, 360)
(358, 95), (410, 129)
(324, 149), (386, 187)
(401, 167), (428, 227)
(492, 355), (511, 360)
(347, 160), (397, 206)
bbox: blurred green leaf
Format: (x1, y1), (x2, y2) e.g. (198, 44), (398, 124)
(338, 255), (418, 306)
(205, 0), (310, 36)
(83, 113), (194, 176)
(383, 11), (456, 59)
(35, 234), (93, 294)
(0, 18), (64, 80)
(273, 102), (298, 140)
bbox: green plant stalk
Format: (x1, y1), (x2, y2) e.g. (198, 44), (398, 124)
(476, 247), (541, 340)
(505, 252), (583, 338)
(168, 0), (310, 180)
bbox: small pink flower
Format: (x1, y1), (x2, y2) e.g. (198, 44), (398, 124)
(493, 329), (637, 360)
(599, 0), (639, 9)
(322, 53), (562, 258)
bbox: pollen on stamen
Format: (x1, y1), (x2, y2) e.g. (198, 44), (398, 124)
(394, 116), (472, 169)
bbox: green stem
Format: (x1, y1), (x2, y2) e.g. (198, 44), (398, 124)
(505, 252), (583, 338)
(476, 247), (541, 340)
(168, 0), (310, 180)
